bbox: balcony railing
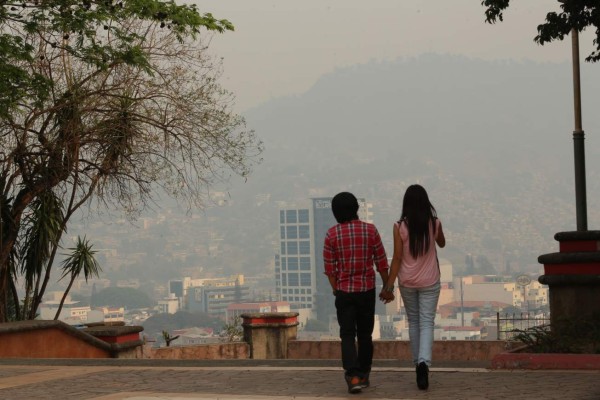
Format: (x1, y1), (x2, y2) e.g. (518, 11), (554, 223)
(496, 312), (550, 340)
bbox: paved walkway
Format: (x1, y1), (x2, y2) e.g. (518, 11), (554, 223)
(0, 359), (598, 400)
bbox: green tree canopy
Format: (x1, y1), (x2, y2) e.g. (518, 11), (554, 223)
(0, 0), (262, 322)
(482, 0), (600, 62)
(0, 0), (234, 117)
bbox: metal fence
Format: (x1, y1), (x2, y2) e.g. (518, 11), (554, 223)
(496, 312), (550, 340)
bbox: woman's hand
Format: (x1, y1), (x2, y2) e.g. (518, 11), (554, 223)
(379, 290), (395, 304)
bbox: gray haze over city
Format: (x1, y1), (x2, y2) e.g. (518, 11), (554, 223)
(62, 1), (600, 301)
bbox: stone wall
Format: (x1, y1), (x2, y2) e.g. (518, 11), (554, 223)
(147, 342), (249, 360)
(287, 340), (507, 361)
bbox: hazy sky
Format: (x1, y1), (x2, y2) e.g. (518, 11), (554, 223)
(200, 1), (595, 112)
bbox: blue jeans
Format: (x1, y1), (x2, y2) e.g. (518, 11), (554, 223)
(399, 281), (441, 366)
(335, 289), (376, 377)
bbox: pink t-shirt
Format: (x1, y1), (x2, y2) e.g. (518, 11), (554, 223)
(396, 218), (440, 288)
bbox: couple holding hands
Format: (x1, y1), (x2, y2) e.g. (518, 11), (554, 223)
(323, 185), (445, 394)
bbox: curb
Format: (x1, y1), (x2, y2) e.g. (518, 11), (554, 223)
(491, 352), (600, 370)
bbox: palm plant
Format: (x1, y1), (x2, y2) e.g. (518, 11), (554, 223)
(54, 236), (101, 320)
(19, 191), (65, 320)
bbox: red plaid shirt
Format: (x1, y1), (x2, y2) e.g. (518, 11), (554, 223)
(323, 219), (389, 293)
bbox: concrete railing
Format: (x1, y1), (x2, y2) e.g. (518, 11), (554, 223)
(0, 320), (142, 358)
(238, 312), (505, 361)
(0, 314), (507, 363)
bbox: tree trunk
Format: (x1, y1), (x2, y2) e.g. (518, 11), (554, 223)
(9, 276), (21, 320)
(54, 275), (75, 320)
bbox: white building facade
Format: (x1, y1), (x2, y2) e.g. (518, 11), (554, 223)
(275, 197), (372, 323)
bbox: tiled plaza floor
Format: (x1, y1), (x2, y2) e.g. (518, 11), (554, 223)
(0, 359), (597, 400)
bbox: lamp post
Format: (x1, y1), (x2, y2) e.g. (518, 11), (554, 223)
(571, 28), (587, 231)
(538, 26), (600, 338)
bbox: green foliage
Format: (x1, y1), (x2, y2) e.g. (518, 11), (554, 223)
(54, 236), (101, 319)
(482, 0), (600, 62)
(0, 0), (234, 116)
(91, 286), (153, 309)
(161, 330), (180, 347)
(59, 236), (101, 283)
(220, 316), (243, 342)
(0, 0), (262, 322)
(512, 315), (600, 354)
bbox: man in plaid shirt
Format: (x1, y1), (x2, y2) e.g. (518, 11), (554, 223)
(323, 192), (394, 394)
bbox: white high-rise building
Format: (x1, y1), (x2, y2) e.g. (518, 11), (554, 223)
(275, 197), (372, 323)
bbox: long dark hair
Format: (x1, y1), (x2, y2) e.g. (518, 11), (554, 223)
(399, 184), (437, 258)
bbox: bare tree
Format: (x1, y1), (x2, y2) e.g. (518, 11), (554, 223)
(0, 14), (262, 321)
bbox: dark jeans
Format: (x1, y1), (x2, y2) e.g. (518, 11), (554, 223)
(334, 288), (376, 377)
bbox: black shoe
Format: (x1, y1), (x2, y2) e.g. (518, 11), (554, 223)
(359, 374), (370, 388)
(345, 375), (362, 394)
(416, 362), (429, 390)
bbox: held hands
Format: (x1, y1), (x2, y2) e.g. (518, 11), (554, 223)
(379, 289), (394, 304)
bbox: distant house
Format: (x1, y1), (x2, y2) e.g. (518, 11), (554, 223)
(438, 326), (483, 341)
(171, 327), (217, 346)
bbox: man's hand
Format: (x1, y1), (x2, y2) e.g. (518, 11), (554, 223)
(379, 290), (394, 304)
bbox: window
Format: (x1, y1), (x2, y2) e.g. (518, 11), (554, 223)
(280, 242), (286, 255)
(280, 210), (285, 224)
(287, 241), (298, 255)
(300, 273), (311, 286)
(286, 210), (297, 224)
(281, 273), (287, 286)
(300, 257), (311, 270)
(298, 225), (310, 238)
(281, 258), (287, 270)
(280, 226), (285, 239)
(288, 257), (298, 270)
(307, 289), (312, 294)
(299, 241), (310, 254)
(298, 209), (309, 223)
(286, 225), (298, 239)
(282, 289), (287, 294)
(288, 274), (299, 286)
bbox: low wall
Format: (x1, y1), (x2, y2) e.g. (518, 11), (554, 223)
(0, 320), (112, 358)
(287, 340), (507, 361)
(148, 342), (249, 360)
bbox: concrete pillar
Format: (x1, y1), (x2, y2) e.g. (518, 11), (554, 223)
(241, 312), (299, 359)
(538, 231), (600, 337)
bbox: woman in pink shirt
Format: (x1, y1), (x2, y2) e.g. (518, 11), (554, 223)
(382, 184), (445, 390)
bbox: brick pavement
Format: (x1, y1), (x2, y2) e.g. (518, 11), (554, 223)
(0, 361), (598, 400)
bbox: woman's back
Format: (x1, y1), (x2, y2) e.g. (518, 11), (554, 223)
(397, 218), (440, 288)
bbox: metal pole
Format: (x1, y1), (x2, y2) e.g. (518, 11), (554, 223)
(460, 278), (464, 327)
(571, 28), (588, 231)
